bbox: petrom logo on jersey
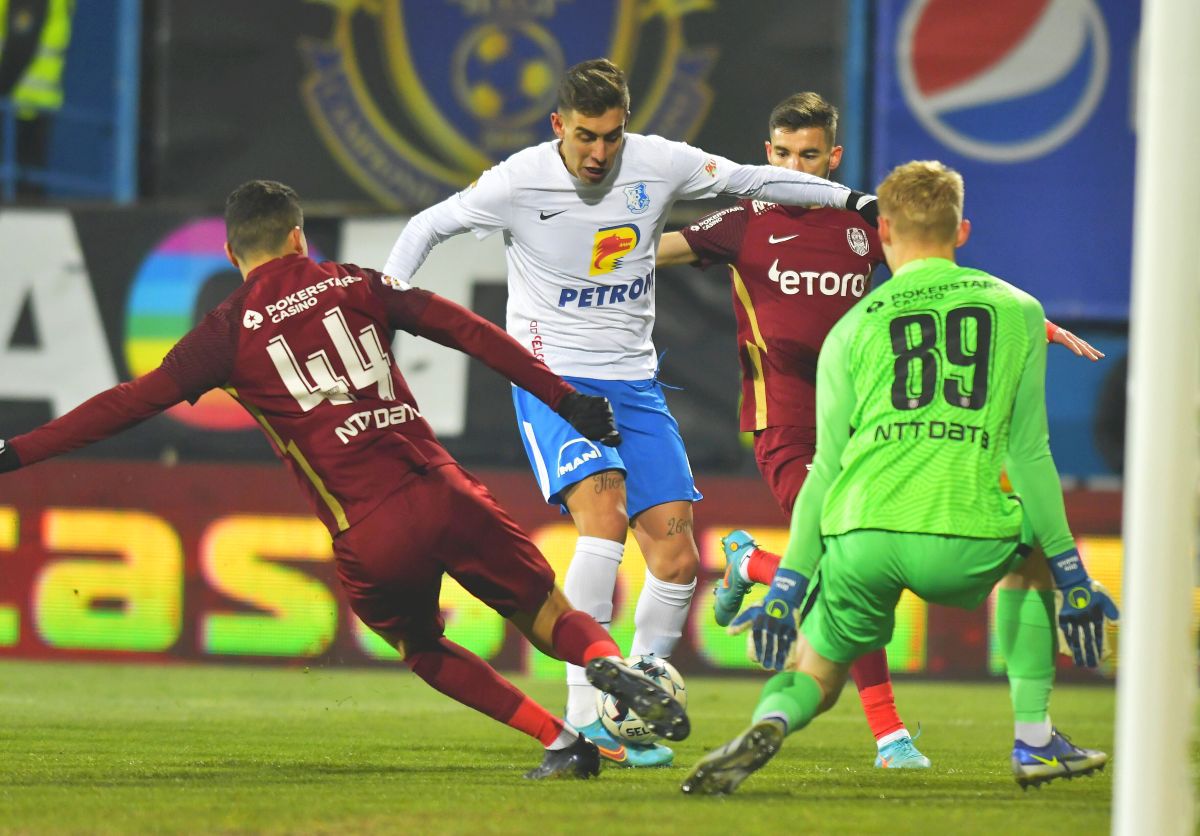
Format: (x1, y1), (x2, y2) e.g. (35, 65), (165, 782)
(590, 223), (641, 275)
(300, 0), (719, 210)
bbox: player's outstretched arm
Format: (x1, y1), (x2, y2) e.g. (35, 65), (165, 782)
(722, 162), (878, 226)
(382, 165), (512, 283)
(1007, 300), (1117, 666)
(0, 368), (187, 474)
(656, 231), (700, 267)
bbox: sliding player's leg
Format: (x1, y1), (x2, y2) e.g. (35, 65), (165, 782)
(331, 472), (597, 780)
(997, 551), (1108, 787)
(441, 462), (690, 757)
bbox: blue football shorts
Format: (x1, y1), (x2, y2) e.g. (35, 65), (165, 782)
(511, 376), (702, 518)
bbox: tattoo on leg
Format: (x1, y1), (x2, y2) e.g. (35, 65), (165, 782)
(666, 517), (693, 537)
(592, 471), (623, 494)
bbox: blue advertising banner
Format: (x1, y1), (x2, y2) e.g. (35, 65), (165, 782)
(872, 0), (1139, 321)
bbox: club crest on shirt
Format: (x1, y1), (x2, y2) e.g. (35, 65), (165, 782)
(847, 227), (870, 256)
(590, 224), (641, 275)
(624, 182), (650, 214)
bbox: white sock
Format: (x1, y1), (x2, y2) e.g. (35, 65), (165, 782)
(1015, 717), (1053, 747)
(877, 728), (911, 749)
(546, 724), (580, 751)
(736, 548), (757, 584)
(562, 536), (624, 728)
(630, 570), (697, 658)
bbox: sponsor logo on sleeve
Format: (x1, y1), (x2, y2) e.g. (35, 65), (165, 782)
(689, 205), (743, 232)
(847, 227), (870, 256)
(589, 224), (641, 275)
(381, 274), (411, 291)
(703, 158), (718, 177)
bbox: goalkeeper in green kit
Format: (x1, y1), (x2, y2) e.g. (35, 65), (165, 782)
(681, 160), (1118, 796)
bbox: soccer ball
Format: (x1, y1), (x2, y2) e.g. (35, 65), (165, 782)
(595, 655), (687, 744)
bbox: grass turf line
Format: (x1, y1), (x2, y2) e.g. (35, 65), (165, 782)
(0, 660), (1128, 834)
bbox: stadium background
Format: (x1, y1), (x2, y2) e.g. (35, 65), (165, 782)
(0, 0), (1160, 678)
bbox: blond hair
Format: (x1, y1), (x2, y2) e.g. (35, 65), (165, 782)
(876, 160), (964, 243)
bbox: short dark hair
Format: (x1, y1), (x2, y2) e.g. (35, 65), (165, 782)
(557, 58), (629, 116)
(768, 92), (839, 146)
(224, 180), (303, 260)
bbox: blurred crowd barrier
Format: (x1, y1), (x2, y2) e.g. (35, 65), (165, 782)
(0, 459), (1148, 679)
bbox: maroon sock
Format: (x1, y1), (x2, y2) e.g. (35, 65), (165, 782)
(850, 648), (905, 740)
(551, 610), (621, 666)
(407, 637), (565, 745)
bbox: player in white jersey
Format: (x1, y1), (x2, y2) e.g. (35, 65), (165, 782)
(383, 59), (879, 768)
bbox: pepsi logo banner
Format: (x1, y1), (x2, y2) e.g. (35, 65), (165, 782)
(874, 0), (1138, 321)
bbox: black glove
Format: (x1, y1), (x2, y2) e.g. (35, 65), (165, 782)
(846, 190), (879, 227)
(556, 392), (621, 447)
(0, 440), (21, 474)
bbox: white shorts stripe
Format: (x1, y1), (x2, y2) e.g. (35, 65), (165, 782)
(522, 420), (552, 500)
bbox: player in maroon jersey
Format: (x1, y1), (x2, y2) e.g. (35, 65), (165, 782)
(0, 180), (689, 780)
(657, 93), (1101, 769)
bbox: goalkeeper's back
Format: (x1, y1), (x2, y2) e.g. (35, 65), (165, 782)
(783, 160), (1076, 578)
(819, 257), (1045, 541)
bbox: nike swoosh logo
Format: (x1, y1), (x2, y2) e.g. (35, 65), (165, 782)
(1030, 754), (1060, 767)
(539, 210), (567, 220)
(595, 742), (628, 762)
(768, 234), (799, 244)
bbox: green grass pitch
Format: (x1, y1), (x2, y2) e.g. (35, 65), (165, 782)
(0, 660), (1137, 834)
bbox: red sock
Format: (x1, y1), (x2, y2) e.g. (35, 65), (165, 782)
(745, 547), (782, 585)
(850, 649), (905, 740)
(407, 637), (565, 746)
(551, 609), (621, 665)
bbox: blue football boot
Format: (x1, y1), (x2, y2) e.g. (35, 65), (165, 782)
(714, 530), (758, 627)
(577, 720), (674, 768)
(1012, 728), (1108, 788)
(875, 734), (932, 769)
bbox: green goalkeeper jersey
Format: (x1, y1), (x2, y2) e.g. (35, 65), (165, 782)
(781, 257), (1076, 577)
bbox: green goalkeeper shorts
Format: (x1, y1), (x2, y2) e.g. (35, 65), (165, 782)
(800, 530), (1027, 664)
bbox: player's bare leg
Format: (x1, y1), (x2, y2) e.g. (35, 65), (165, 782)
(557, 470), (644, 763)
(683, 635), (850, 795)
(997, 553), (1107, 786)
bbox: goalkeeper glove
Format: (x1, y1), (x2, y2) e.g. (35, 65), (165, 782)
(751, 568), (809, 672)
(0, 440), (19, 474)
(555, 391), (621, 447)
(1048, 549), (1120, 667)
(846, 190), (879, 227)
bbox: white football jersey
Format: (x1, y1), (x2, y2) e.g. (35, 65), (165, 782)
(383, 133), (852, 379)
